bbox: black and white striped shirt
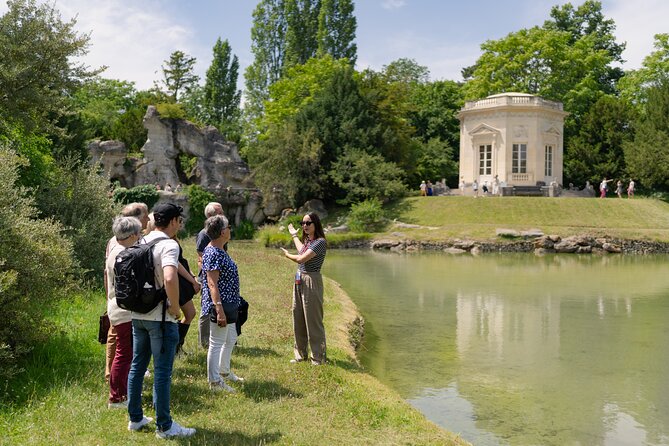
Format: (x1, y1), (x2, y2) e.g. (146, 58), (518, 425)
(298, 238), (327, 273)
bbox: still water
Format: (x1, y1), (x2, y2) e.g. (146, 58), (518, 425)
(324, 251), (669, 446)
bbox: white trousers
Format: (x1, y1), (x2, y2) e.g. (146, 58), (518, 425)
(207, 321), (237, 383)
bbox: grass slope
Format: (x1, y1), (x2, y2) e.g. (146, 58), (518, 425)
(0, 241), (467, 446)
(386, 196), (669, 241)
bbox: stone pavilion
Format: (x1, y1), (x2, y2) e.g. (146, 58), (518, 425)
(458, 93), (568, 193)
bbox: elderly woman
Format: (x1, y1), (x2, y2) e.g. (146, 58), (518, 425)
(281, 212), (327, 365)
(106, 216), (143, 408)
(201, 214), (244, 392)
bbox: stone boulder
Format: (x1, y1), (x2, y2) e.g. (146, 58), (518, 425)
(297, 199), (328, 220)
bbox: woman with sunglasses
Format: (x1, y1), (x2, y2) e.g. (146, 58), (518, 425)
(281, 213), (327, 365)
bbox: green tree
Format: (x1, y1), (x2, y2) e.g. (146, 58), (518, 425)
(624, 80), (669, 190)
(564, 95), (635, 186)
(203, 38), (241, 138)
(618, 34), (669, 109)
(284, 0), (321, 67)
(244, 0), (288, 121)
(72, 77), (137, 141)
(0, 0), (96, 135)
(251, 121), (323, 207)
(544, 0), (625, 93)
(316, 0), (357, 63)
(156, 50), (199, 102)
(383, 58), (429, 85)
(408, 80), (463, 150)
(329, 148), (406, 205)
(413, 138), (459, 187)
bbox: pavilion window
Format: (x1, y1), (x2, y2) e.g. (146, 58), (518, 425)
(512, 144), (527, 174)
(479, 144), (492, 175)
(544, 145), (553, 177)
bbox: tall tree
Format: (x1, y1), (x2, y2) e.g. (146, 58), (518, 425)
(0, 0), (96, 135)
(156, 50), (199, 102)
(244, 0), (287, 121)
(203, 38), (241, 136)
(316, 0), (357, 63)
(72, 77), (137, 141)
(618, 34), (669, 109)
(624, 80), (669, 190)
(544, 0), (625, 94)
(383, 58), (430, 85)
(284, 0), (321, 67)
(564, 95), (634, 187)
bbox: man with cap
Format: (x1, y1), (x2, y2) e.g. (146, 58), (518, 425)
(126, 202), (196, 439)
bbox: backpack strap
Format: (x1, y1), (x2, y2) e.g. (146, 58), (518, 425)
(143, 236), (171, 354)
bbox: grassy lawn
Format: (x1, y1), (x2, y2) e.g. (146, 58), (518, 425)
(384, 196), (669, 241)
(0, 241), (467, 446)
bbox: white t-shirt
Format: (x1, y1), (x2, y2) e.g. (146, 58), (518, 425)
(106, 243), (132, 326)
(131, 230), (180, 323)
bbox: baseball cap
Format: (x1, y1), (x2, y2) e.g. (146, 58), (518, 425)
(152, 202), (183, 227)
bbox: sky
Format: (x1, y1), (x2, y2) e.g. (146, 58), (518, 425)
(2, 0), (667, 91)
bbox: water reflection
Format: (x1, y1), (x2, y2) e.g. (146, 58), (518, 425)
(325, 252), (669, 446)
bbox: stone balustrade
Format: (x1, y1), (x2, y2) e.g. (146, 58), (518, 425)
(463, 95), (563, 111)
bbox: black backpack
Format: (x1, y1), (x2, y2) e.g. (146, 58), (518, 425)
(114, 237), (168, 313)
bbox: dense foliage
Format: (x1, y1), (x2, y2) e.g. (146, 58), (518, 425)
(185, 185), (217, 235)
(112, 184), (160, 209)
(0, 147), (75, 378)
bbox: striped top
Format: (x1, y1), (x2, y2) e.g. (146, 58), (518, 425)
(298, 238), (327, 273)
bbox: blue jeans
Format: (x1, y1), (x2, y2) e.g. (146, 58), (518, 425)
(127, 319), (178, 431)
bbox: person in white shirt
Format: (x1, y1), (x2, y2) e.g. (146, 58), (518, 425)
(126, 203), (195, 439)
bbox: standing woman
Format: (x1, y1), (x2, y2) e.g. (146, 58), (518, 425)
(202, 214), (244, 391)
(281, 213), (327, 365)
(105, 216), (142, 408)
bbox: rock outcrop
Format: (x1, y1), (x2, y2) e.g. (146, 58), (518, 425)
(89, 106), (288, 224)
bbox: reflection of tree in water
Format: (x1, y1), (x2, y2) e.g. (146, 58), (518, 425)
(325, 252), (669, 446)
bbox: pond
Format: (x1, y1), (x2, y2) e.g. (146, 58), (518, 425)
(324, 251), (669, 446)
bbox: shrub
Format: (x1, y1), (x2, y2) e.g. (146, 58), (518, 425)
(36, 159), (117, 281)
(156, 102), (187, 120)
(185, 185), (216, 234)
(112, 184), (160, 209)
(233, 219), (256, 240)
(347, 198), (386, 233)
(0, 147), (75, 379)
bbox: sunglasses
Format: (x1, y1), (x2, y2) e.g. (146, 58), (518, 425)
(301, 221), (313, 226)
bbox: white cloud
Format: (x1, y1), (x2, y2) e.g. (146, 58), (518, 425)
(605, 0), (669, 70)
(381, 0), (406, 10)
(58, 0), (207, 89)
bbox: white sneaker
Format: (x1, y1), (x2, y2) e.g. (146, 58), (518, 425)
(209, 380), (236, 393)
(128, 416), (153, 431)
(155, 420), (196, 439)
(108, 400), (128, 409)
(222, 371), (245, 383)
(144, 369), (151, 378)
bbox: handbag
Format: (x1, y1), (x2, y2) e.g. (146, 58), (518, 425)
(98, 312), (110, 344)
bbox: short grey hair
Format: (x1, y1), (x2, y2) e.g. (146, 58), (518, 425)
(112, 216), (142, 241)
(121, 202), (148, 219)
(204, 202), (223, 218)
(205, 214), (229, 240)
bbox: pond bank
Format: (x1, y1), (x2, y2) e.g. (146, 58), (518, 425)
(336, 234), (669, 255)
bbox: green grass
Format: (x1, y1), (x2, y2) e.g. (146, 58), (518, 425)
(0, 241), (466, 446)
(384, 196), (669, 241)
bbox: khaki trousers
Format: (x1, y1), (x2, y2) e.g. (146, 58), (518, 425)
(292, 272), (326, 363)
(105, 325), (117, 383)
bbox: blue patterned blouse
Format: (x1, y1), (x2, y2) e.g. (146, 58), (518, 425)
(201, 245), (240, 316)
